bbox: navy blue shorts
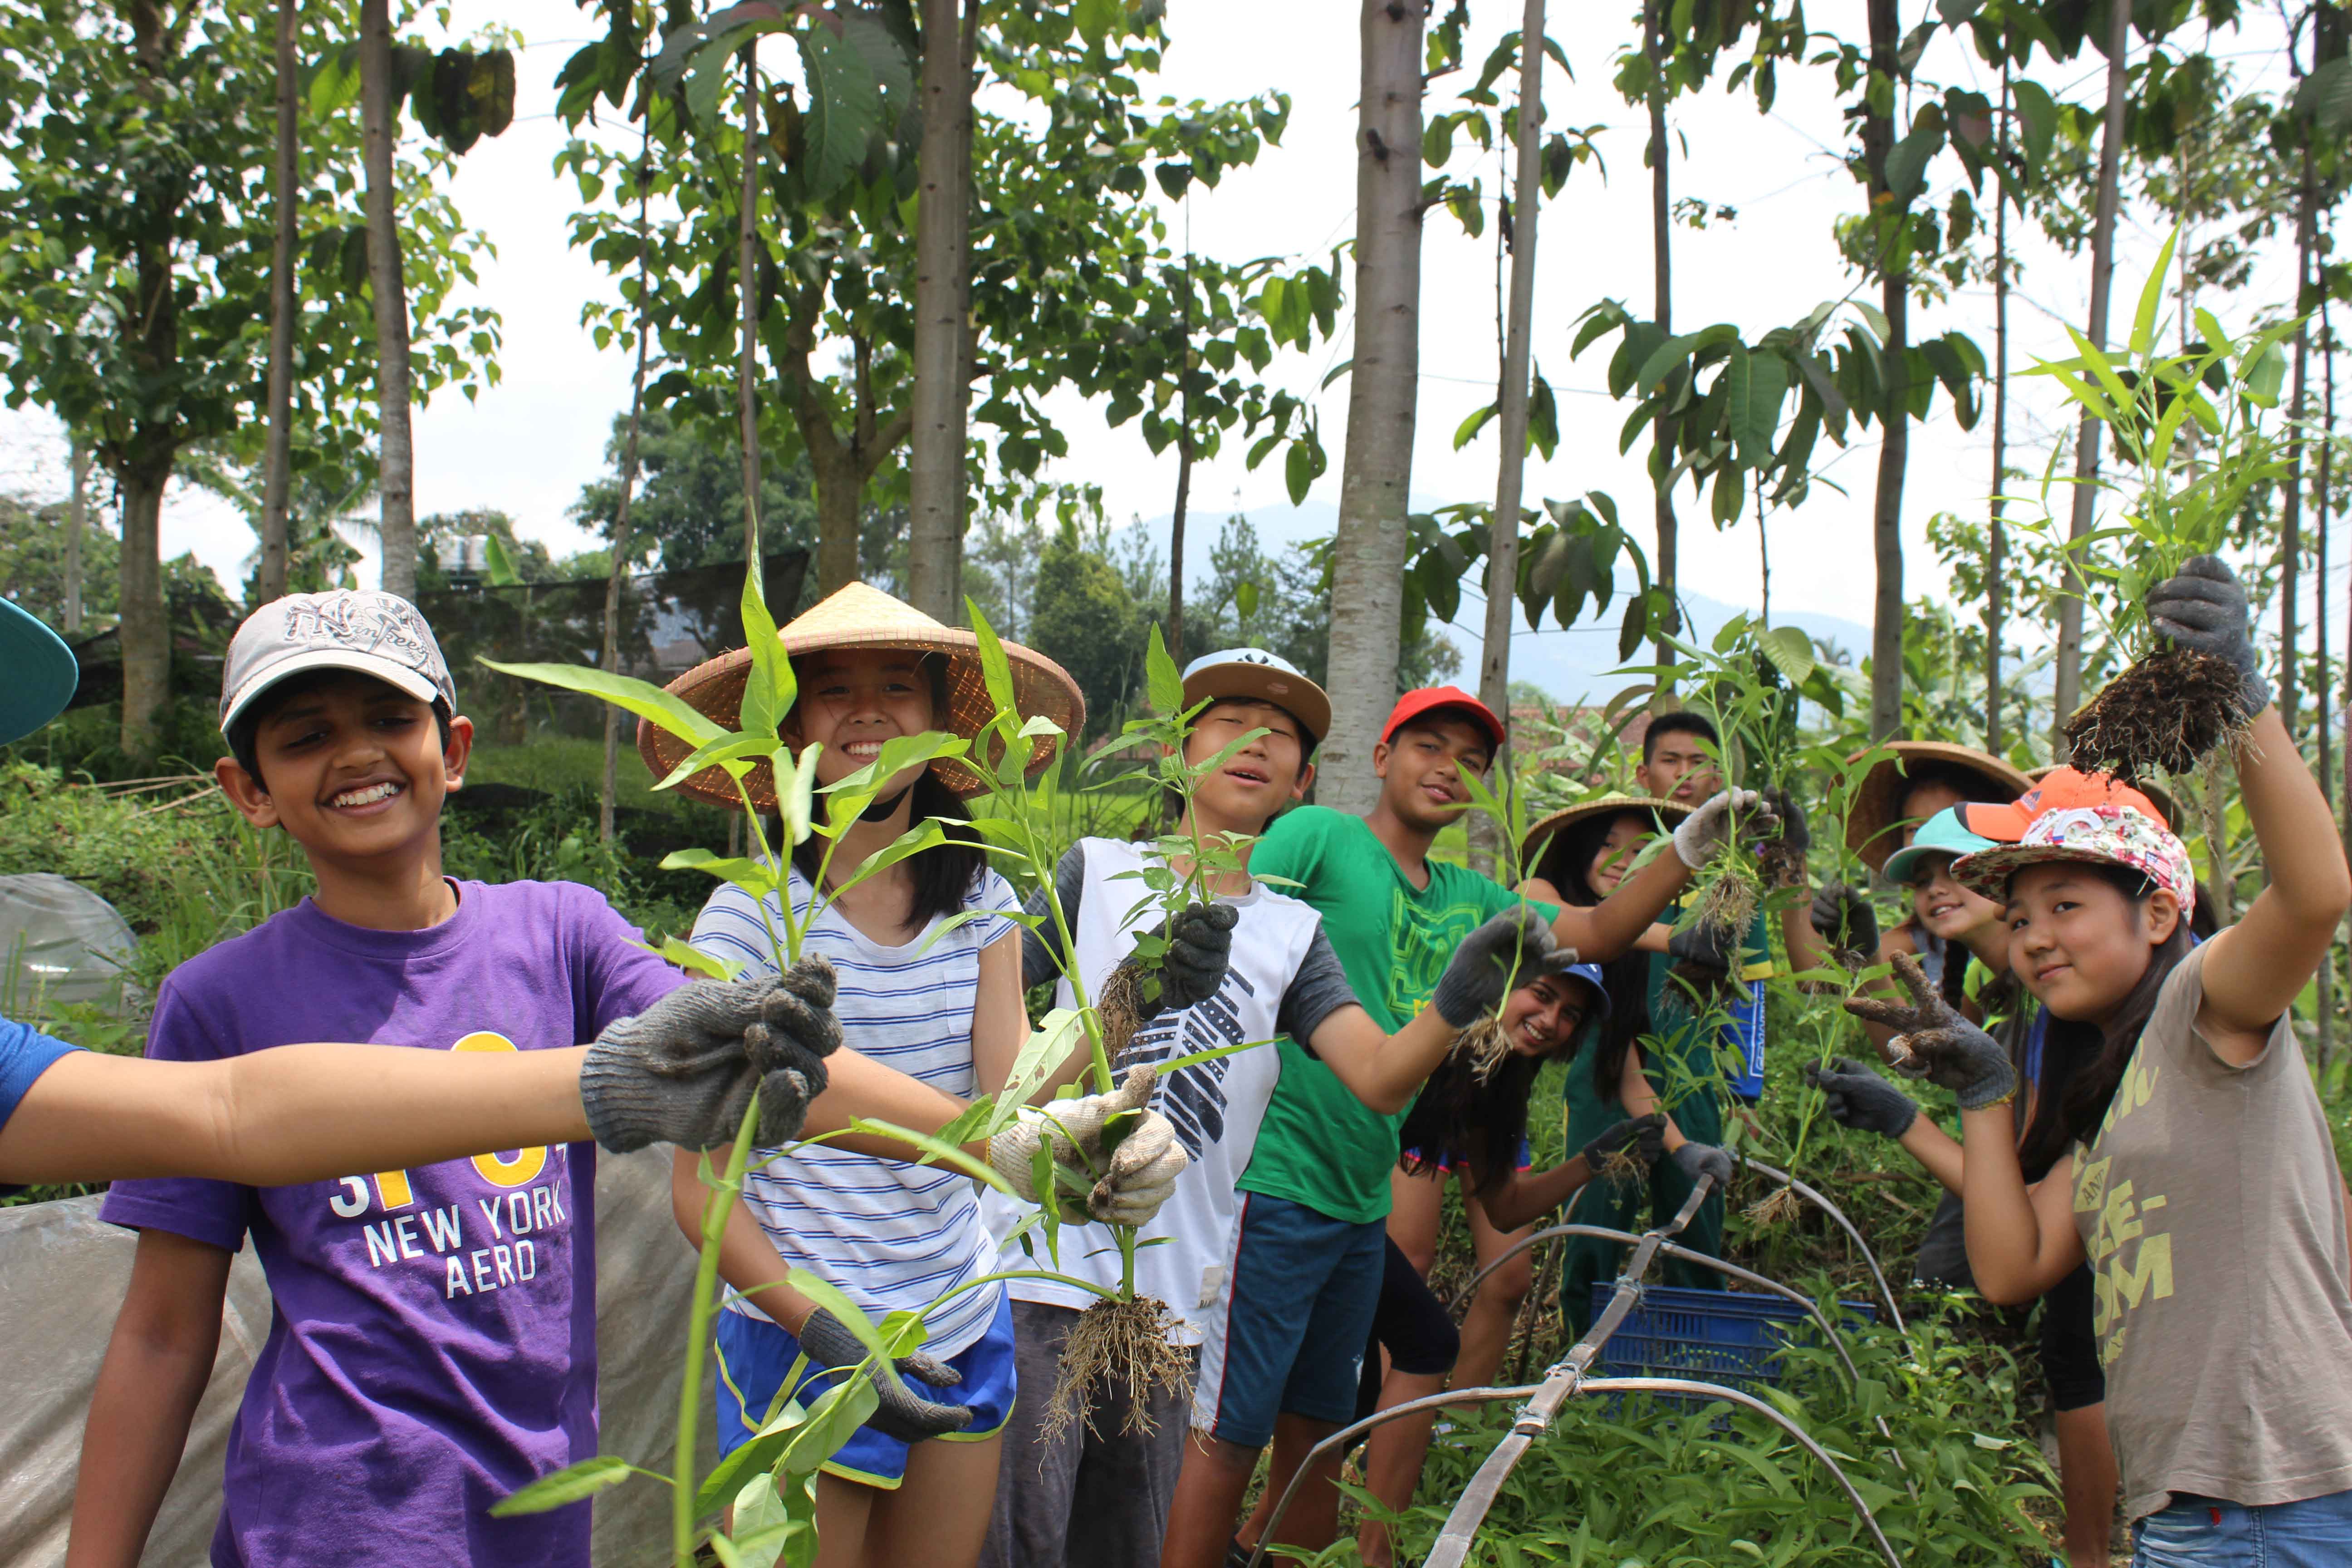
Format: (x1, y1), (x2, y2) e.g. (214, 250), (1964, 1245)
(1401, 1136), (1533, 1176)
(714, 1293), (1018, 1489)
(1193, 1191), (1386, 1448)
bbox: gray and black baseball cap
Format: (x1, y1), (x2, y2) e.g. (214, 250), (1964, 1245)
(219, 590), (457, 735)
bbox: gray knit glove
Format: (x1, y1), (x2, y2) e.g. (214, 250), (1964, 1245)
(1671, 788), (1773, 868)
(1132, 902), (1240, 1020)
(1842, 952), (2017, 1110)
(579, 960), (842, 1153)
(2147, 554), (2270, 716)
(1430, 907), (1572, 1029)
(1803, 1056), (1919, 1138)
(1671, 1140), (1736, 1187)
(795, 1307), (972, 1442)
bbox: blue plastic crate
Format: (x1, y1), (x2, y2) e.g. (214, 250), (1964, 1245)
(1587, 1284), (1876, 1406)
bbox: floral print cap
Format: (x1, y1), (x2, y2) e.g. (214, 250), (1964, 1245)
(1950, 804), (2196, 920)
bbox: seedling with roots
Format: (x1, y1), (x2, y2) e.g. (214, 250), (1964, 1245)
(2021, 225), (2294, 782)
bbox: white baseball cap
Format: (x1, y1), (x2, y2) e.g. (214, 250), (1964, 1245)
(1179, 647), (1330, 749)
(220, 590), (457, 734)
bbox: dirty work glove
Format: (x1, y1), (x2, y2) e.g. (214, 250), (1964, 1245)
(1580, 1112), (1666, 1173)
(1430, 906), (1573, 1029)
(988, 1065), (1190, 1226)
(2147, 553), (2271, 716)
(1809, 882), (1881, 963)
(1665, 920), (1740, 971)
(1670, 1140), (1736, 1188)
(580, 960), (842, 1153)
(795, 1307), (972, 1443)
(1803, 1056), (1919, 1139)
(1671, 788), (1773, 869)
(1758, 788), (1812, 884)
(1842, 952), (2017, 1110)
(1134, 902), (1240, 1019)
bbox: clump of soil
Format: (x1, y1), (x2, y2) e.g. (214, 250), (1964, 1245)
(1044, 1295), (1194, 1439)
(1457, 1015), (1514, 1083)
(1097, 963), (1149, 1065)
(1692, 865), (1759, 944)
(2061, 647), (2253, 784)
(1744, 1183), (1802, 1227)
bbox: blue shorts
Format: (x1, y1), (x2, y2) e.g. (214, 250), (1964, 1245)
(1193, 1191), (1386, 1449)
(1401, 1136), (1533, 1176)
(714, 1293), (1018, 1489)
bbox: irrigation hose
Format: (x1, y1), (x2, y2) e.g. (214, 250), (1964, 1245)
(1740, 1156), (1907, 1334)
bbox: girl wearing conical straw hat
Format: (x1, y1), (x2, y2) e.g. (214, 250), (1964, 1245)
(647, 583), (1178, 1568)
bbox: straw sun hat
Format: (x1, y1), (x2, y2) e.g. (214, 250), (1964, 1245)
(1843, 741), (2034, 876)
(637, 582), (1086, 808)
(1519, 794), (1691, 885)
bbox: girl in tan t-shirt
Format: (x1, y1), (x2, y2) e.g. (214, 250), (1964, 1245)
(1843, 557), (2352, 1563)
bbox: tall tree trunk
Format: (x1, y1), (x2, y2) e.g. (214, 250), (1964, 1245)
(2048, 0), (2133, 749)
(65, 436), (86, 634)
(2317, 307), (2334, 1069)
(1757, 493), (1770, 626)
(1862, 0), (1908, 741)
(1321, 0), (1426, 813)
(907, 0), (972, 622)
(359, 0), (416, 598)
(1168, 250), (1196, 660)
(1475, 0), (1547, 875)
(1645, 0), (1679, 671)
(1985, 68), (2011, 755)
(738, 46), (763, 575)
(117, 0), (177, 761)
(2282, 144), (2316, 738)
(602, 131), (655, 846)
(258, 0), (299, 606)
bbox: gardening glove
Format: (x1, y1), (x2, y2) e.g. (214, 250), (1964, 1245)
(1757, 787), (1812, 886)
(1670, 1140), (1736, 1188)
(1580, 1112), (1666, 1173)
(1429, 906), (1574, 1029)
(1665, 920), (1741, 971)
(1802, 1056), (1919, 1139)
(794, 1306), (972, 1443)
(1132, 902), (1240, 1020)
(1671, 788), (1774, 869)
(1842, 952), (2017, 1110)
(2146, 553), (2272, 716)
(580, 960), (842, 1153)
(1809, 882), (1881, 964)
(988, 1065), (1189, 1227)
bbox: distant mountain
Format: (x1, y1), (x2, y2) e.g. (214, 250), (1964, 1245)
(1121, 500), (1873, 707)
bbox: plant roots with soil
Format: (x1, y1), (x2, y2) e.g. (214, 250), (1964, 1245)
(2061, 647), (2252, 783)
(1044, 1295), (1194, 1439)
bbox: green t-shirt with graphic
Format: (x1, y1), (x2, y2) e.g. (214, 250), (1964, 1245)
(1236, 806), (1556, 1224)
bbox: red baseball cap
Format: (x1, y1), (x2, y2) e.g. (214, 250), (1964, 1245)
(1382, 686), (1505, 749)
(1953, 766), (2169, 843)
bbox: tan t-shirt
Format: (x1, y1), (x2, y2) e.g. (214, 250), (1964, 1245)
(2070, 942), (2352, 1520)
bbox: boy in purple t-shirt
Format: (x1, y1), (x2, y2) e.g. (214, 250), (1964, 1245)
(71, 592), (823, 1568)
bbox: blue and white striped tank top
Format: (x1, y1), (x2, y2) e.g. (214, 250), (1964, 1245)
(690, 864), (1019, 1358)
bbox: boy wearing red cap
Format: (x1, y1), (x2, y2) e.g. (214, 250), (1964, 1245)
(1164, 688), (1759, 1568)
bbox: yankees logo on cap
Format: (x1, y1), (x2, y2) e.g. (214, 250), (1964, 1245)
(219, 590), (459, 734)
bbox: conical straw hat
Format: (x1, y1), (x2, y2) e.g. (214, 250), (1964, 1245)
(636, 581), (1086, 807)
(1519, 794), (1690, 886)
(1843, 740), (2033, 874)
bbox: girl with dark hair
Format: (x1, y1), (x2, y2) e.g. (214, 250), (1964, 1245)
(1519, 798), (1742, 1336)
(1864, 559), (2352, 1567)
(1840, 742), (2034, 986)
(1809, 804), (2120, 1567)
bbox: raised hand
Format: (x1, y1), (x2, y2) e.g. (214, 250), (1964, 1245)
(1802, 1056), (1919, 1138)
(2147, 554), (2269, 717)
(1672, 788), (1775, 869)
(794, 1307), (973, 1443)
(1841, 952), (2016, 1110)
(580, 959), (843, 1153)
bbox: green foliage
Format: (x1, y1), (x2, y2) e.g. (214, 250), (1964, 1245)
(1029, 521), (1149, 738)
(570, 408), (825, 575)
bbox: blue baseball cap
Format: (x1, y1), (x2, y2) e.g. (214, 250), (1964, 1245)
(0, 599), (78, 746)
(1880, 807), (2001, 888)
(1556, 960), (1610, 1021)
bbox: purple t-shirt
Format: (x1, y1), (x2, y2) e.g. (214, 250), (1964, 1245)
(101, 880), (685, 1568)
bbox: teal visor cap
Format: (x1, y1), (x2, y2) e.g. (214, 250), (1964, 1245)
(1880, 805), (2002, 887)
(0, 598), (77, 746)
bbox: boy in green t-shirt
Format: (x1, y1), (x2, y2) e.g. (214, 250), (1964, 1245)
(1164, 687), (1760, 1568)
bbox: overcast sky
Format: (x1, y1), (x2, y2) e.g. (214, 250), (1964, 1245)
(0, 0), (2323, 674)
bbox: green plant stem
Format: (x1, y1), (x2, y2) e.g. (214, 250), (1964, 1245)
(673, 1096), (764, 1567)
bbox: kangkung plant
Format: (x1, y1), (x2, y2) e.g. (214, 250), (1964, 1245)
(2022, 225), (2294, 780)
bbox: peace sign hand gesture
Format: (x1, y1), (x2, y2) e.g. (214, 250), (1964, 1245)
(1841, 952), (2017, 1111)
